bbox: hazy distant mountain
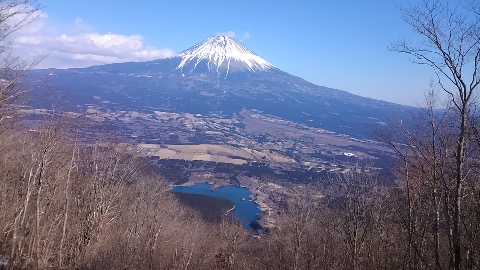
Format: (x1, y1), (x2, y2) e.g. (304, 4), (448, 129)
(27, 35), (413, 138)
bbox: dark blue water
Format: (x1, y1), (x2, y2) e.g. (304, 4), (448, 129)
(173, 183), (263, 229)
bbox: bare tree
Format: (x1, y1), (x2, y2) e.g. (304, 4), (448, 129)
(261, 200), (325, 270)
(324, 166), (381, 270)
(0, 0), (41, 123)
(381, 89), (456, 269)
(392, 1), (480, 269)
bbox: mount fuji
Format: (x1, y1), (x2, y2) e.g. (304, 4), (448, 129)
(27, 35), (413, 139)
(177, 35), (274, 77)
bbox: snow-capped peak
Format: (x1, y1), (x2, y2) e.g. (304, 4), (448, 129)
(175, 35), (274, 76)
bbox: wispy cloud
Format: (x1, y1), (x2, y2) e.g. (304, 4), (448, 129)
(215, 30), (251, 41)
(240, 31), (250, 41)
(9, 12), (174, 69)
(216, 31), (237, 38)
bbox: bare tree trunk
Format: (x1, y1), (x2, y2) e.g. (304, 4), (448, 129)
(59, 139), (77, 266)
(453, 109), (468, 269)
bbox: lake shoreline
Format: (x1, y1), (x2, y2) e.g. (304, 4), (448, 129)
(172, 183), (264, 230)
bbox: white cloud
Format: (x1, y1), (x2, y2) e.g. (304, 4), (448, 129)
(74, 18), (83, 25)
(8, 12), (175, 69)
(241, 31), (250, 41)
(216, 31), (237, 38)
(215, 30), (250, 42)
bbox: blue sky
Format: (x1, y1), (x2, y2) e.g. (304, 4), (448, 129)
(14, 0), (442, 106)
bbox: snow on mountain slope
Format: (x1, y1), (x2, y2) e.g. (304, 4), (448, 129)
(175, 35), (274, 77)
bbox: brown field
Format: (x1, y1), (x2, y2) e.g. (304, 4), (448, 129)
(138, 143), (296, 165)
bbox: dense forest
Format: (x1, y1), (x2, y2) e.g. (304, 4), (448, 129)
(0, 0), (479, 269)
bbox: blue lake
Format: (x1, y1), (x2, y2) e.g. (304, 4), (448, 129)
(172, 183), (263, 229)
